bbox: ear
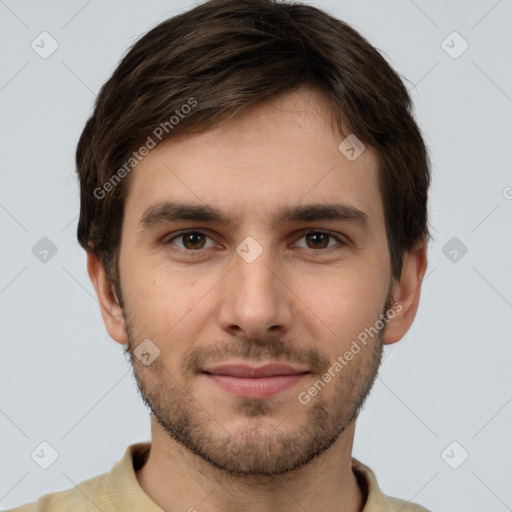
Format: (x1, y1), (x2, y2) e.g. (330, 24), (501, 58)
(87, 251), (128, 346)
(382, 239), (428, 345)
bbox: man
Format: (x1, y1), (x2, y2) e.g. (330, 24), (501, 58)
(10, 0), (432, 510)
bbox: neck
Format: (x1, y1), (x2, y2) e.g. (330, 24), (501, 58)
(135, 417), (366, 512)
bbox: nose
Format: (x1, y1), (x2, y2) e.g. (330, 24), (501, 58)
(217, 240), (293, 340)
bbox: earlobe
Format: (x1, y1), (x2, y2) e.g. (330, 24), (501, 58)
(382, 240), (428, 346)
(86, 251), (128, 346)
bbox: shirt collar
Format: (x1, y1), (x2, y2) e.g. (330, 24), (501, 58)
(108, 442), (393, 511)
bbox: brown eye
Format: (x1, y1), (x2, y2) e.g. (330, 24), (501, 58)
(294, 231), (343, 250)
(305, 232), (329, 249)
(181, 232), (206, 250)
(166, 231), (215, 251)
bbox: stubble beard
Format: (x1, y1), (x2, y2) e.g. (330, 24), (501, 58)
(122, 300), (389, 477)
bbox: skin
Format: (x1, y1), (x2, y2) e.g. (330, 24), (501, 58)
(88, 86), (427, 512)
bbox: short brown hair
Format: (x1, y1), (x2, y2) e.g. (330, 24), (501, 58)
(76, 0), (431, 296)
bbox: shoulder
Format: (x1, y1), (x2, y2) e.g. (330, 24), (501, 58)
(383, 495), (433, 512)
(351, 457), (433, 512)
(4, 471), (110, 512)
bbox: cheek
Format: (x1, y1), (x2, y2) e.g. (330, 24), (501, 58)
(126, 268), (208, 348)
(294, 267), (387, 347)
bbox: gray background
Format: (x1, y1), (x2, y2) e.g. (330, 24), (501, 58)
(1, 0), (511, 510)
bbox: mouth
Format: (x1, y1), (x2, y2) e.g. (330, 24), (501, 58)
(201, 363), (311, 399)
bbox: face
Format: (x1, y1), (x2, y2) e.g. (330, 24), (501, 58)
(114, 88), (397, 476)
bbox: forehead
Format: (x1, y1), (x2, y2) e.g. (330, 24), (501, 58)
(123, 88), (384, 233)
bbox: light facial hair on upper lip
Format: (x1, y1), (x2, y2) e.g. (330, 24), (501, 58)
(183, 335), (330, 377)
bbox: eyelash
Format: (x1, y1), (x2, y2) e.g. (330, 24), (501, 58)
(162, 229), (347, 255)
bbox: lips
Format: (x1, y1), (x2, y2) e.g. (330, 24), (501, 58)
(202, 363), (309, 378)
(201, 363), (310, 399)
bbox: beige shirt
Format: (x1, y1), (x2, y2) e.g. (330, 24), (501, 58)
(8, 442), (432, 511)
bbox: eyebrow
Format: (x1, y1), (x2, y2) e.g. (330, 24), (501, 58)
(138, 200), (370, 232)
